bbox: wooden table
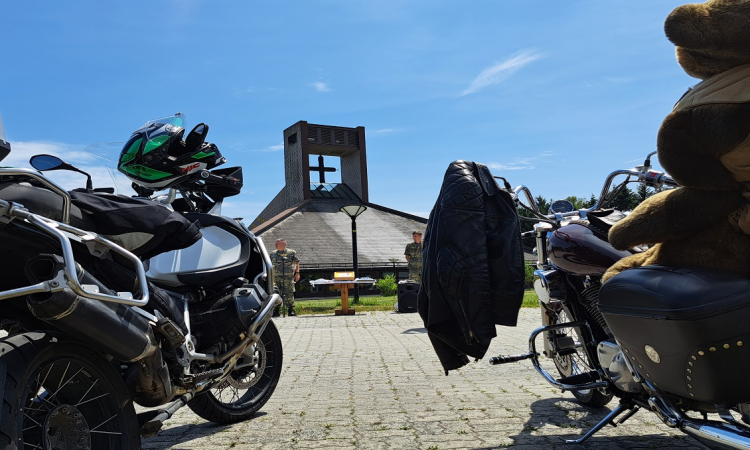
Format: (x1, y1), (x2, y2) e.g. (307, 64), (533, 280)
(309, 279), (376, 315)
(334, 282), (356, 315)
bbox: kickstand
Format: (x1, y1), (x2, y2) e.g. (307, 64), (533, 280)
(138, 392), (195, 437)
(563, 402), (639, 444)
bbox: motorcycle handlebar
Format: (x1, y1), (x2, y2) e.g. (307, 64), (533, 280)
(510, 165), (678, 223)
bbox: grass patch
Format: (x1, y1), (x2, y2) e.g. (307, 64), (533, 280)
(522, 289), (539, 308)
(293, 295), (398, 315)
(291, 290), (539, 316)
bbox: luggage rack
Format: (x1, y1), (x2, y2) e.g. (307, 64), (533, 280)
(0, 168), (72, 223)
(0, 198), (150, 307)
(490, 320), (610, 392)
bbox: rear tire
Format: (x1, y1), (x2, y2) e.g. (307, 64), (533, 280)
(188, 320), (283, 424)
(0, 332), (141, 449)
(542, 302), (613, 408)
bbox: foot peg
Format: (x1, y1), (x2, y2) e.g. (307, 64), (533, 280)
(557, 371), (600, 385)
(489, 352), (537, 365)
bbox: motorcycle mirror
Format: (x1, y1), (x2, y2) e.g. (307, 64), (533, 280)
(185, 123), (209, 152)
(0, 112), (10, 164)
(30, 154), (94, 193)
(29, 154), (67, 171)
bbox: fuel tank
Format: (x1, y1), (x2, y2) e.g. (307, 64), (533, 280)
(547, 223), (631, 276)
(146, 213), (251, 287)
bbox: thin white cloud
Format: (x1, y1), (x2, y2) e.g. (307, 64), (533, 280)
(462, 50), (541, 96)
(485, 151), (554, 171)
(370, 128), (399, 135)
(486, 159), (536, 171)
(310, 81), (331, 92)
(4, 141), (136, 195)
(244, 142), (285, 153)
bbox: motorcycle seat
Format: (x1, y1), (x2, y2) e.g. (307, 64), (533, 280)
(0, 181), (92, 230)
(600, 265), (750, 320)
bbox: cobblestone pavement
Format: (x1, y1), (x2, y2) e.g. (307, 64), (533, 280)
(142, 308), (710, 450)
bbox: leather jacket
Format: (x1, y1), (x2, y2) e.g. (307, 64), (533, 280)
(418, 160), (525, 373)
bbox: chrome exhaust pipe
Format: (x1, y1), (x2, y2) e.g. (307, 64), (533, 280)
(648, 394), (750, 449)
(681, 420), (750, 449)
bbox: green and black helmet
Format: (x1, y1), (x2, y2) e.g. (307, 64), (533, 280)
(118, 115), (226, 190)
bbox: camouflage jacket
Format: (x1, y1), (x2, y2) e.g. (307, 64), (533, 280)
(404, 242), (423, 266)
(271, 249), (299, 279)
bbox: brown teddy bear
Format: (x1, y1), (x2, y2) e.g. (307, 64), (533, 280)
(602, 0), (750, 282)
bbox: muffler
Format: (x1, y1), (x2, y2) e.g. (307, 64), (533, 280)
(25, 254), (157, 363)
(681, 420), (750, 450)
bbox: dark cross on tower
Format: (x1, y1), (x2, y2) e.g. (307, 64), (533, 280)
(310, 155), (337, 183)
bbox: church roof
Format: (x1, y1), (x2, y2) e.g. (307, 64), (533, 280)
(254, 198), (427, 269)
(309, 183), (361, 201)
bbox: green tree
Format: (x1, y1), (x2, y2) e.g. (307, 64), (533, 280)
(604, 186), (636, 211)
(634, 182), (655, 204)
(565, 195), (597, 210)
(535, 195), (551, 215)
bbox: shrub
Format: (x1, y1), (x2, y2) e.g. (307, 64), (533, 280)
(375, 274), (397, 297)
(524, 264), (535, 289)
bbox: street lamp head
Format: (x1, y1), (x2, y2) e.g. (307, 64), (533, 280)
(339, 204), (367, 218)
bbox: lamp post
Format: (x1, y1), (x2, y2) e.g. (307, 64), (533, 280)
(339, 204), (367, 304)
(388, 258), (399, 283)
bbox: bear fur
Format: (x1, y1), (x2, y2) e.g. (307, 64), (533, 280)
(602, 0), (750, 282)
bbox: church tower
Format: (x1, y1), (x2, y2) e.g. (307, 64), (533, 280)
(249, 120), (426, 299)
(252, 121), (368, 226)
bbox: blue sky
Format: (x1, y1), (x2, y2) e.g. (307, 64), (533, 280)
(1, 0), (691, 220)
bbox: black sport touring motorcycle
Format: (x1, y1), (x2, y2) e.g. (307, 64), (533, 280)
(0, 114), (282, 449)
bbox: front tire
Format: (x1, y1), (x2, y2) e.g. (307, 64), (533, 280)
(188, 320), (283, 424)
(542, 302), (613, 408)
(0, 332), (141, 450)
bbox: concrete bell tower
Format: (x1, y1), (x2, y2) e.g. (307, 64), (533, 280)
(252, 121), (368, 227)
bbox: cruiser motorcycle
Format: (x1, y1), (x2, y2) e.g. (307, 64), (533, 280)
(0, 114), (282, 449)
(490, 152), (750, 449)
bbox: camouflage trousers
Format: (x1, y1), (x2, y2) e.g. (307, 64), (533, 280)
(274, 276), (296, 308)
(408, 264), (422, 283)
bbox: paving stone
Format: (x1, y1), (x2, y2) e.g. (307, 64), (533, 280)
(141, 309), (712, 449)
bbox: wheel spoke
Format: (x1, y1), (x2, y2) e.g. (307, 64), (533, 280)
(77, 391), (110, 407)
(23, 407), (48, 415)
(90, 413), (119, 432)
(90, 430), (123, 435)
(46, 366), (85, 402)
(11, 336), (138, 447)
(38, 364), (54, 393)
(23, 412), (43, 428)
(56, 361), (71, 392)
(76, 378), (99, 405)
(31, 390), (58, 410)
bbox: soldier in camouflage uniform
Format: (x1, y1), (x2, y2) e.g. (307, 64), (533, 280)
(404, 230), (424, 283)
(271, 238), (301, 316)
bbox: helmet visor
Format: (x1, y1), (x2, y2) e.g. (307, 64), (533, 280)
(142, 113), (187, 156)
(142, 113), (186, 164)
